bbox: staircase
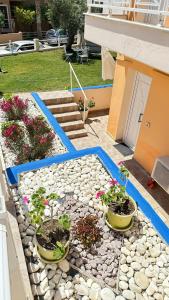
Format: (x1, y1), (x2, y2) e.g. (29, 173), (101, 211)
(38, 91), (87, 139)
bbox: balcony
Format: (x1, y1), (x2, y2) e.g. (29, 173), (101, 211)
(85, 0), (169, 73)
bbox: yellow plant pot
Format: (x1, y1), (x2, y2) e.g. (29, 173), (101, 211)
(36, 240), (69, 263)
(107, 198), (137, 229)
(36, 219), (70, 263)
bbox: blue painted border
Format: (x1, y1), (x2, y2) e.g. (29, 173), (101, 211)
(69, 84), (112, 92)
(6, 146), (169, 244)
(31, 92), (76, 152)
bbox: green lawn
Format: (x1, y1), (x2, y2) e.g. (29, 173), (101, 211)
(0, 50), (112, 93)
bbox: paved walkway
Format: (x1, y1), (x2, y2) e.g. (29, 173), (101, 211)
(72, 111), (169, 228)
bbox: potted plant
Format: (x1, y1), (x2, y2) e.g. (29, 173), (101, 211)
(24, 187), (71, 262)
(78, 97), (95, 121)
(96, 162), (137, 229)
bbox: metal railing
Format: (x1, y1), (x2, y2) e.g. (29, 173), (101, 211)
(69, 62), (89, 123)
(87, 0), (169, 22)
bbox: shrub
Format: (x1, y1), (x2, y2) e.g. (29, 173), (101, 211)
(73, 214), (102, 248)
(0, 95), (28, 120)
(22, 115), (55, 160)
(1, 121), (29, 164)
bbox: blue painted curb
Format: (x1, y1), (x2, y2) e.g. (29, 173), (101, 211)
(31, 92), (76, 153)
(6, 146), (169, 244)
(69, 84), (112, 92)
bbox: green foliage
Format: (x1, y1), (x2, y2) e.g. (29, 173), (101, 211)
(15, 6), (36, 25)
(58, 214), (71, 231)
(53, 241), (65, 259)
(0, 11), (5, 29)
(29, 187), (59, 225)
(47, 0), (87, 47)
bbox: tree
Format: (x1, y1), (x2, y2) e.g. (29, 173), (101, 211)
(47, 0), (87, 49)
(35, 0), (42, 39)
(15, 7), (36, 26)
(0, 11), (5, 33)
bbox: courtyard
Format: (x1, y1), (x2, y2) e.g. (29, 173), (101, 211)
(1, 92), (168, 300)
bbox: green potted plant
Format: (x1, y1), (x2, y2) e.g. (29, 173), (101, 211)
(96, 162), (137, 230)
(78, 97), (95, 121)
(23, 187), (71, 262)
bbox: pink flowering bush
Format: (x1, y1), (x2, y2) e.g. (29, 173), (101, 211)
(0, 95), (28, 120)
(23, 115), (55, 160)
(1, 121), (31, 164)
(2, 116), (55, 164)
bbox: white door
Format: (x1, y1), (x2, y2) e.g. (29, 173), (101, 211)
(124, 72), (152, 149)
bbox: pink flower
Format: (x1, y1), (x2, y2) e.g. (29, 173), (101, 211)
(23, 196), (29, 205)
(118, 161), (124, 166)
(2, 124), (17, 138)
(39, 137), (47, 144)
(22, 115), (33, 126)
(96, 191), (105, 199)
(0, 100), (12, 112)
(44, 199), (49, 206)
(109, 178), (118, 186)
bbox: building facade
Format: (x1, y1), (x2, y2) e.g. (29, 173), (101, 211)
(85, 0), (169, 179)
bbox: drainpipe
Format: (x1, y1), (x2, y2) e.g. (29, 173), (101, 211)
(0, 223), (11, 300)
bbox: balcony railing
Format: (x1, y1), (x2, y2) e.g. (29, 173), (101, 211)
(87, 0), (169, 25)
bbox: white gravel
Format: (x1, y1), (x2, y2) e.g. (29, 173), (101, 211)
(11, 154), (169, 300)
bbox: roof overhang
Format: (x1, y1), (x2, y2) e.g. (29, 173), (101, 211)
(84, 13), (169, 74)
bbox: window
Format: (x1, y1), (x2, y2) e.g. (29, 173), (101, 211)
(19, 44), (35, 51)
(0, 5), (9, 29)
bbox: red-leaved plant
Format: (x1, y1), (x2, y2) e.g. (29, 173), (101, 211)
(0, 95), (28, 120)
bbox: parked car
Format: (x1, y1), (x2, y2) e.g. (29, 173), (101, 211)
(0, 40), (44, 56)
(46, 29), (68, 46)
(85, 41), (101, 57)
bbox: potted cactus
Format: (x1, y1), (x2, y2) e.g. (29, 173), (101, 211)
(24, 187), (71, 262)
(96, 162), (137, 230)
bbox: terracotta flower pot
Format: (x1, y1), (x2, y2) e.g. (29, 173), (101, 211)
(107, 198), (137, 229)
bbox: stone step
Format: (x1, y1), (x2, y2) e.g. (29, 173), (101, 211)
(38, 91), (74, 103)
(66, 128), (87, 139)
(54, 111), (82, 123)
(48, 103), (78, 114)
(60, 120), (84, 132)
(43, 96), (74, 105)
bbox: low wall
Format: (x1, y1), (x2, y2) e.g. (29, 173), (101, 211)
(72, 84), (112, 111)
(0, 32), (23, 44)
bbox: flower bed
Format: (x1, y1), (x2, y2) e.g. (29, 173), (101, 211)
(11, 155), (169, 300)
(0, 95), (66, 167)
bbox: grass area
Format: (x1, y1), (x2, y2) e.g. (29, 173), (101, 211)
(0, 50), (112, 93)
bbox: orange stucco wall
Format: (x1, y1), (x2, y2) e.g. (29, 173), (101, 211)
(107, 55), (128, 139)
(73, 86), (112, 112)
(134, 74), (169, 173)
(107, 55), (169, 174)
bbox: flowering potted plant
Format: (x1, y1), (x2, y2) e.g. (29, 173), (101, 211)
(96, 162), (137, 229)
(78, 97), (95, 121)
(0, 95), (28, 120)
(24, 187), (71, 262)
